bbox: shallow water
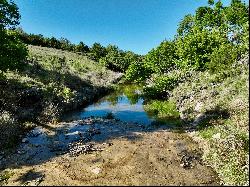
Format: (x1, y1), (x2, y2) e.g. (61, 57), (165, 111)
(62, 84), (157, 125)
(2, 85), (220, 186)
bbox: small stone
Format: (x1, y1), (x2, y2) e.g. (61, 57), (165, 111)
(65, 163), (70, 168)
(212, 133), (221, 139)
(91, 167), (102, 174)
(34, 144), (40, 147)
(180, 163), (185, 167)
(0, 155), (3, 160)
(17, 150), (25, 154)
(194, 102), (203, 112)
(22, 138), (29, 143)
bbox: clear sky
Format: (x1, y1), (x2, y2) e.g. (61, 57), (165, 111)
(14, 0), (238, 55)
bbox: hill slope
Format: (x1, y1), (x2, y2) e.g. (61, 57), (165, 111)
(0, 45), (123, 149)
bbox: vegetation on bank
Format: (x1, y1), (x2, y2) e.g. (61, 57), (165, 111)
(15, 29), (143, 73)
(0, 0), (249, 185)
(123, 0), (249, 185)
(0, 44), (121, 149)
(0, 0), (122, 149)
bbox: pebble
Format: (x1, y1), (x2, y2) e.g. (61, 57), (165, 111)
(34, 144), (40, 147)
(91, 167), (102, 174)
(212, 133), (221, 139)
(17, 150), (26, 154)
(0, 155), (3, 160)
(22, 138), (29, 143)
(64, 163), (70, 168)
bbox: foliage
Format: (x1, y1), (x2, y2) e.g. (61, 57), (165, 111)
(206, 43), (239, 73)
(143, 74), (179, 99)
(144, 100), (180, 121)
(125, 0), (249, 98)
(143, 40), (177, 73)
(88, 42), (107, 61)
(0, 0), (20, 30)
(0, 0), (28, 71)
(75, 41), (89, 53)
(174, 27), (228, 70)
(99, 45), (141, 72)
(15, 28), (90, 54)
(0, 30), (28, 70)
(125, 60), (152, 82)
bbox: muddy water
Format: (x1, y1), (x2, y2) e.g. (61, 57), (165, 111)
(0, 84), (220, 186)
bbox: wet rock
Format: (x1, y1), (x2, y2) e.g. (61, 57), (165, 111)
(68, 140), (103, 157)
(78, 120), (85, 125)
(29, 130), (42, 137)
(17, 150), (26, 154)
(22, 138), (29, 143)
(34, 144), (40, 148)
(180, 155), (193, 169)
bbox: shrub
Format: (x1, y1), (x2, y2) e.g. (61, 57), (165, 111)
(144, 100), (180, 121)
(125, 61), (152, 82)
(0, 0), (28, 71)
(143, 74), (179, 99)
(206, 43), (239, 73)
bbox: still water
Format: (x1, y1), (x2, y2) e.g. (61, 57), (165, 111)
(62, 84), (157, 125)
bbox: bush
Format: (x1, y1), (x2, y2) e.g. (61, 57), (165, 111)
(144, 100), (180, 121)
(0, 31), (28, 71)
(143, 40), (177, 74)
(143, 74), (179, 99)
(206, 43), (239, 73)
(0, 0), (28, 71)
(125, 61), (152, 82)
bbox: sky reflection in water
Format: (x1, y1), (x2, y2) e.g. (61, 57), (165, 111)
(62, 85), (156, 125)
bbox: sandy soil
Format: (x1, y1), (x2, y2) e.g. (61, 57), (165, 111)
(0, 118), (219, 186)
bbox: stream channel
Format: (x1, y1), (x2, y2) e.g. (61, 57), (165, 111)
(0, 84), (220, 186)
(62, 84), (165, 126)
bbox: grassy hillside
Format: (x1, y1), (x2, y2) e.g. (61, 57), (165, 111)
(144, 54), (249, 185)
(0, 45), (122, 150)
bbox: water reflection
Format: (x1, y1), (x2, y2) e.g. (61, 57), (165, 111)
(62, 84), (156, 125)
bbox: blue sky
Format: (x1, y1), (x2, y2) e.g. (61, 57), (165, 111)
(14, 0), (237, 55)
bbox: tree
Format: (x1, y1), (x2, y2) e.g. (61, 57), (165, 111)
(89, 42), (107, 61)
(74, 41), (89, 53)
(177, 14), (194, 36)
(0, 0), (28, 70)
(0, 0), (20, 30)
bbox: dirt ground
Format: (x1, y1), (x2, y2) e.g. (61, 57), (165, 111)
(0, 118), (219, 186)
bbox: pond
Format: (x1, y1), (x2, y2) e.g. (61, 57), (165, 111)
(62, 84), (163, 126)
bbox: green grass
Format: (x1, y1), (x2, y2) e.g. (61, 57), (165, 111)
(144, 99), (182, 125)
(170, 55), (249, 185)
(0, 45), (121, 149)
(198, 120), (249, 185)
(0, 170), (14, 185)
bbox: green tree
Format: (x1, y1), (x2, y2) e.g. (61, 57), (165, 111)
(89, 42), (107, 61)
(59, 37), (73, 51)
(0, 0), (28, 70)
(143, 40), (177, 73)
(74, 41), (89, 53)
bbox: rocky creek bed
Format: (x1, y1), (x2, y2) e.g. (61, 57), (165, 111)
(0, 117), (219, 186)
